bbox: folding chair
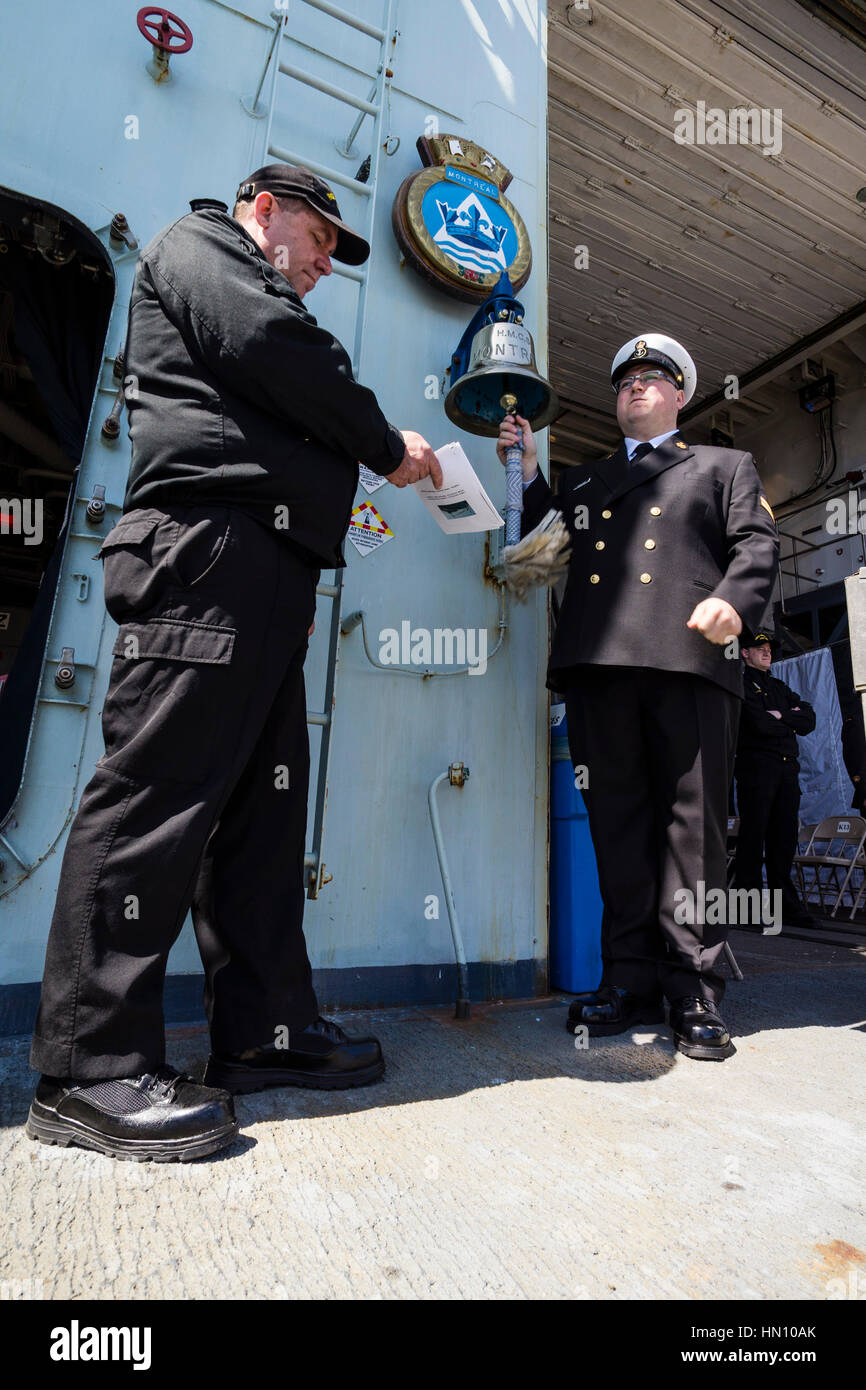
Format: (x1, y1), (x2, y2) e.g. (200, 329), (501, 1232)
(844, 835), (866, 920)
(793, 822), (817, 913)
(792, 817), (866, 919)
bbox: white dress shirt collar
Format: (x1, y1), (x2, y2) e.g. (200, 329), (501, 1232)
(623, 428), (678, 460)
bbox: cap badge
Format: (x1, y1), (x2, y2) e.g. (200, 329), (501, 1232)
(676, 440), (688, 449)
(633, 340), (647, 357)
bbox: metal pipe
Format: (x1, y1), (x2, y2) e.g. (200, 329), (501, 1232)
(337, 80), (379, 157)
(243, 11), (285, 118)
(428, 765), (471, 1018)
(341, 584), (508, 676)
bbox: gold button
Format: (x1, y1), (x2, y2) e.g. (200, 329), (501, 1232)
(595, 540), (605, 550)
(650, 506), (661, 516)
(644, 539), (655, 550)
(601, 509), (612, 519)
(640, 572), (652, 584)
(590, 574), (600, 584)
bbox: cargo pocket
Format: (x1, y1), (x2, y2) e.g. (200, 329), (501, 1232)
(97, 513), (164, 557)
(98, 616), (238, 785)
(98, 511), (179, 623)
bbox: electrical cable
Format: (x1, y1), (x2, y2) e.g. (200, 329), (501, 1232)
(775, 401), (842, 520)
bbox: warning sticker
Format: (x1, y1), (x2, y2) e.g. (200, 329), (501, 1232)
(347, 502), (395, 557)
(359, 464), (387, 494)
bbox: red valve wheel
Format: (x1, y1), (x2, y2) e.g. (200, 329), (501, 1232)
(136, 7), (193, 54)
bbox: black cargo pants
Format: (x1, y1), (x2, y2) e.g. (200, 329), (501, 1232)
(30, 503), (320, 1080)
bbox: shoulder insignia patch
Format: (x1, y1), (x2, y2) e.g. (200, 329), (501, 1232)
(760, 496), (775, 521)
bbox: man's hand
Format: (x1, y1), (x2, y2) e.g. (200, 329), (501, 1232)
(686, 597), (742, 646)
(767, 709), (783, 719)
(497, 413), (538, 481)
(387, 431), (443, 489)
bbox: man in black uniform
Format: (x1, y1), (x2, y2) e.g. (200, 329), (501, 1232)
(498, 333), (778, 1060)
(27, 165), (442, 1161)
(734, 632), (817, 927)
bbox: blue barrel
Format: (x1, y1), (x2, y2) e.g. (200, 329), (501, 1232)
(549, 705), (603, 993)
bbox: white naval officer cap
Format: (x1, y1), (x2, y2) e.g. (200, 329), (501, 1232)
(611, 333), (697, 405)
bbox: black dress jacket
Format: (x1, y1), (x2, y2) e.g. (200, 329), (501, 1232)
(521, 435), (779, 697)
(122, 203), (406, 568)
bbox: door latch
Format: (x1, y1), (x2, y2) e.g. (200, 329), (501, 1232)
(54, 648), (76, 689)
(86, 485), (106, 524)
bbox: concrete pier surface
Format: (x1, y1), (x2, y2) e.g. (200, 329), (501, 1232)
(1, 931), (864, 1301)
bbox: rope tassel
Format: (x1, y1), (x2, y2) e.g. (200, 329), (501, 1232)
(503, 508), (571, 601)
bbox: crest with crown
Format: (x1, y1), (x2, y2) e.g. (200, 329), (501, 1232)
(391, 133), (532, 303)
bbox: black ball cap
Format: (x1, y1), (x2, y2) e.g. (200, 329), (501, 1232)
(742, 629), (777, 651)
(235, 163), (370, 266)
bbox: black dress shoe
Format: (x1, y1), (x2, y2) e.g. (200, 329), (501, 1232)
(669, 996), (734, 1060)
(566, 984), (665, 1036)
(26, 1065), (238, 1162)
(203, 1015), (385, 1094)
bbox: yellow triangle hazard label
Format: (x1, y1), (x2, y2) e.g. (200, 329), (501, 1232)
(348, 502), (395, 556)
(350, 503), (393, 536)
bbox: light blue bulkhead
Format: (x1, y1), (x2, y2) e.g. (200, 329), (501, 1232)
(0, 0), (551, 1007)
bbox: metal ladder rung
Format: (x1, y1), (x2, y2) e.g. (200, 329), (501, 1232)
(267, 143), (373, 197)
(316, 582), (340, 598)
(298, 0), (385, 41)
(278, 61), (380, 116)
(307, 710), (331, 727)
(329, 263), (366, 284)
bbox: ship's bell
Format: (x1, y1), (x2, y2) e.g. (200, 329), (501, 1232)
(444, 273), (559, 437)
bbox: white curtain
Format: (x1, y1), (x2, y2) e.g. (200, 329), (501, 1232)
(772, 648), (850, 824)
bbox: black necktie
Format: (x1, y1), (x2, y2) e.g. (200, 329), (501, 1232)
(630, 442), (654, 463)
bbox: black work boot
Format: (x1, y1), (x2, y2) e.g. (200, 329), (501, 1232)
(203, 1015), (385, 1093)
(669, 996), (735, 1060)
(26, 1065), (239, 1162)
(567, 984), (665, 1036)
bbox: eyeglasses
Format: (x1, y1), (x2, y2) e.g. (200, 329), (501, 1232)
(613, 368), (677, 394)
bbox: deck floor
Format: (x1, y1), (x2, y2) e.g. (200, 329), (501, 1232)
(1, 931), (864, 1301)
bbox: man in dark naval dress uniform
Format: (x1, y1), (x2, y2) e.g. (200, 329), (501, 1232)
(734, 633), (817, 927)
(498, 333), (778, 1059)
